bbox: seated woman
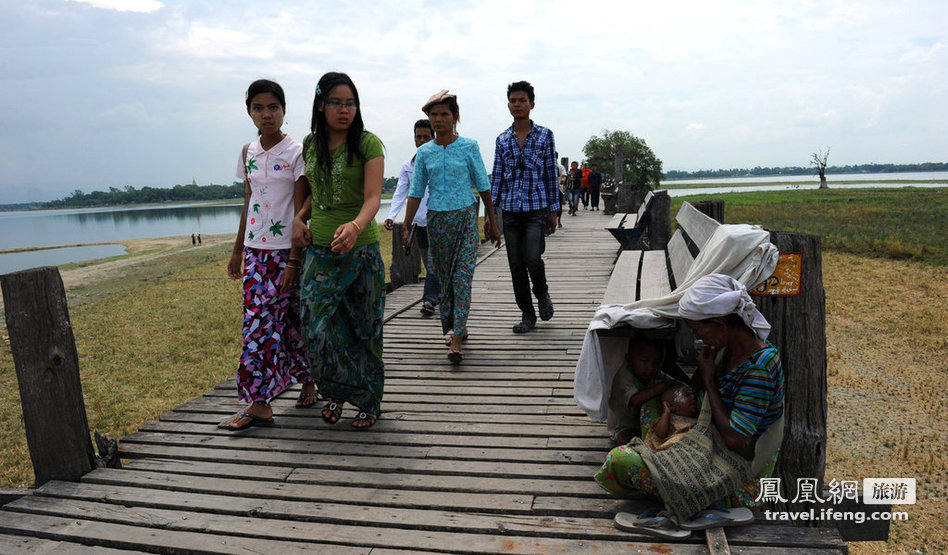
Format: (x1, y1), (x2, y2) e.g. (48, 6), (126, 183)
(596, 274), (784, 539)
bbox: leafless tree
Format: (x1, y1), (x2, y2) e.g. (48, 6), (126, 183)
(811, 147), (830, 189)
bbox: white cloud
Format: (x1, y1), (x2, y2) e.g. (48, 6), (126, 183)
(69, 0), (164, 13)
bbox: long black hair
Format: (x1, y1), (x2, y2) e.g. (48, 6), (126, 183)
(309, 72), (366, 175)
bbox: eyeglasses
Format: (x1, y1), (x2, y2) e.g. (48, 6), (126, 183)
(325, 100), (357, 111)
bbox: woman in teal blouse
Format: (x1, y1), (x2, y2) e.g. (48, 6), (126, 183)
(403, 90), (501, 363)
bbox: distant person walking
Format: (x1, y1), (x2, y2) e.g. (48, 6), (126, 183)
(384, 119), (440, 316)
(581, 163), (591, 209)
(295, 72), (386, 429)
(566, 161), (582, 216)
(589, 163), (603, 211)
(224, 78), (313, 431)
(490, 81), (559, 334)
(403, 90), (501, 363)
(556, 153), (567, 228)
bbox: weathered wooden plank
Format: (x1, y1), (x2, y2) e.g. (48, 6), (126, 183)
(5, 496), (700, 554)
(81, 469), (536, 512)
(602, 250), (641, 304)
(605, 213), (628, 229)
(706, 526), (731, 554)
(676, 201), (720, 249)
(639, 249), (672, 299)
(0, 267), (96, 486)
(168, 398), (586, 417)
(0, 510), (355, 554)
(668, 230), (695, 287)
(0, 533), (144, 554)
(111, 445), (603, 479)
(29, 480), (612, 536)
(134, 421), (557, 448)
(118, 431), (605, 464)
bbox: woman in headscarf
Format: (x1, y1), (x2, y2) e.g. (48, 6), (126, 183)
(402, 90), (501, 363)
(596, 274), (784, 538)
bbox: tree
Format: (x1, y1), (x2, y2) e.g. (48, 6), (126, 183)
(811, 147), (830, 189)
(583, 130), (663, 203)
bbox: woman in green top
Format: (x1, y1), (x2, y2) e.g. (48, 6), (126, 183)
(292, 72), (385, 429)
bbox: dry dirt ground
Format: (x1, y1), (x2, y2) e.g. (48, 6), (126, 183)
(6, 240), (947, 553)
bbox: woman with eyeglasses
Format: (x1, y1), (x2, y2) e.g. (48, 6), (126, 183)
(292, 72), (385, 429)
(402, 90), (501, 363)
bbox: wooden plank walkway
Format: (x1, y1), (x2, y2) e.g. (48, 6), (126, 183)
(0, 212), (847, 553)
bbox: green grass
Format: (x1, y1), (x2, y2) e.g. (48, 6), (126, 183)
(672, 187), (947, 266)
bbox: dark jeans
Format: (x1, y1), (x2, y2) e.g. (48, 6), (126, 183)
(581, 188), (589, 208)
(566, 189), (580, 213)
(590, 184), (601, 209)
(415, 226), (440, 307)
(502, 209), (550, 322)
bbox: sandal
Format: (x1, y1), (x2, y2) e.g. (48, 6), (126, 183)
(352, 411), (377, 429)
(538, 296), (554, 321)
(223, 412), (274, 431)
(512, 320), (536, 334)
(420, 303), (435, 317)
(680, 503), (755, 530)
(614, 509), (691, 540)
(295, 391), (319, 408)
(321, 400), (343, 424)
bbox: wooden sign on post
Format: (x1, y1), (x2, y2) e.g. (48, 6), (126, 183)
(752, 252), (804, 297)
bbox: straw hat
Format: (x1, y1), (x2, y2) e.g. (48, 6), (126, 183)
(422, 90), (457, 114)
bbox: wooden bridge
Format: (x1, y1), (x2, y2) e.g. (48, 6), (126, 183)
(0, 213), (847, 553)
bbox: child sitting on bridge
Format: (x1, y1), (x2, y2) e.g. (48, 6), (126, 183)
(607, 335), (675, 446)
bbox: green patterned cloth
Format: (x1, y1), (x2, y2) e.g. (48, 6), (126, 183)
(630, 394), (784, 522)
(300, 243), (385, 415)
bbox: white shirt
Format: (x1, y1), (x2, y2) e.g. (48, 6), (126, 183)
(387, 156), (430, 227)
(235, 134), (304, 250)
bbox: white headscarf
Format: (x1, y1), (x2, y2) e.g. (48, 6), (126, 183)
(678, 273), (771, 340)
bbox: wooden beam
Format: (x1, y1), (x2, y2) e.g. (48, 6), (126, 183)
(0, 266), (95, 486)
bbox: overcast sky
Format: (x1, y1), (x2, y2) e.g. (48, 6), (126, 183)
(1, 0), (945, 204)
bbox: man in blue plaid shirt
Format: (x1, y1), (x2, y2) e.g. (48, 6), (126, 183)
(490, 81), (560, 334)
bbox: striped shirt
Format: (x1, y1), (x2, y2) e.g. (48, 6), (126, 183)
(717, 343), (784, 438)
(490, 122), (560, 213)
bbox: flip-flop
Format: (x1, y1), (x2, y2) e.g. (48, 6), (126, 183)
(680, 504), (755, 530)
(295, 392), (319, 408)
(224, 412), (274, 431)
(512, 320), (536, 334)
(538, 296), (554, 321)
(614, 510), (691, 540)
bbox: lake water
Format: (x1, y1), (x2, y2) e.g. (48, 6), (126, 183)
(0, 199), (413, 273)
(1, 173), (945, 274)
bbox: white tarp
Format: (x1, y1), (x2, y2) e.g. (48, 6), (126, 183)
(574, 223), (779, 421)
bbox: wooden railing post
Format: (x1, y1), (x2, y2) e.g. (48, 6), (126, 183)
(754, 231), (827, 519)
(1, 266), (95, 486)
(389, 222), (421, 291)
(692, 199), (726, 223)
(645, 191), (671, 250)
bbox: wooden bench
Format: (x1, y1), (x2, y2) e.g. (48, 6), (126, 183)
(602, 201), (718, 305)
(604, 191), (655, 251)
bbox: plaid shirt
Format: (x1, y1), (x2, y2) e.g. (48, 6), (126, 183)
(490, 122), (559, 213)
